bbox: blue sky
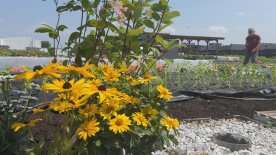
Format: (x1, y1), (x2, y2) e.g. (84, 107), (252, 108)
(0, 0), (276, 45)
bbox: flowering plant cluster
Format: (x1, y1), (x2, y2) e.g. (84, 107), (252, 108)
(164, 63), (272, 91)
(12, 62), (179, 154)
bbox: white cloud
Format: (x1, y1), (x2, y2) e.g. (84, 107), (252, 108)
(208, 25), (228, 36)
(236, 11), (245, 16)
(162, 26), (176, 35)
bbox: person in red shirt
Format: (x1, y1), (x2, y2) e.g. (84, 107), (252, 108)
(243, 28), (261, 65)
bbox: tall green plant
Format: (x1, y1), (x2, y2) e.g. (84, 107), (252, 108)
(36, 0), (180, 67)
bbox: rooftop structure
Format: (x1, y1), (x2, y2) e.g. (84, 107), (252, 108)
(143, 32), (225, 52)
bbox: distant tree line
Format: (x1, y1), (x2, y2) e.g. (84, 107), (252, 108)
(0, 49), (50, 57)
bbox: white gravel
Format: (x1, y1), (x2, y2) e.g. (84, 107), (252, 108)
(153, 119), (276, 155)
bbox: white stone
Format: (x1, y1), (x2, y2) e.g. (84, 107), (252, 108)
(153, 119), (276, 155)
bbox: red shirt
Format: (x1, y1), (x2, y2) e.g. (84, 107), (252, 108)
(246, 34), (261, 51)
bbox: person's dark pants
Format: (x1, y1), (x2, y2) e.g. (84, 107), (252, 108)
(243, 51), (257, 65)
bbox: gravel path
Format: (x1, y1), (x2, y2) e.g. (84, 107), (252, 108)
(153, 119), (276, 155)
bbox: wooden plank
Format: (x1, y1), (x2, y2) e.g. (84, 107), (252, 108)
(256, 111), (276, 114)
(256, 110), (276, 120)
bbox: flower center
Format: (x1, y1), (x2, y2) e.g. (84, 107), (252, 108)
(63, 82), (72, 89)
(33, 65), (43, 71)
(98, 85), (106, 91)
(115, 119), (123, 126)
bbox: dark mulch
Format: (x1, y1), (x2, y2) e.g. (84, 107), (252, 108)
(167, 98), (276, 120)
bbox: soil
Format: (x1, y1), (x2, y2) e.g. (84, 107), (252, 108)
(167, 98), (276, 120)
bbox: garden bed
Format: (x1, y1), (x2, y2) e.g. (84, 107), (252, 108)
(167, 98), (276, 119)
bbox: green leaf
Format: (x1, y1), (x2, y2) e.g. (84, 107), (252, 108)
(72, 5), (82, 11)
(87, 20), (107, 29)
(164, 11), (180, 20)
(92, 0), (101, 8)
(128, 27), (144, 37)
(57, 5), (69, 13)
(81, 0), (93, 14)
(144, 19), (155, 29)
(49, 32), (59, 39)
(34, 24), (55, 33)
(155, 35), (168, 48)
(68, 32), (80, 43)
(57, 25), (68, 31)
(152, 12), (161, 21)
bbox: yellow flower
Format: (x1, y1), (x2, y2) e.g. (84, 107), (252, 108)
(127, 76), (141, 86)
(121, 94), (139, 105)
(117, 62), (128, 74)
(77, 119), (100, 141)
(138, 73), (156, 85)
(49, 101), (74, 113)
(156, 85), (173, 101)
(11, 119), (42, 132)
(79, 104), (98, 117)
(160, 116), (180, 130)
(32, 108), (45, 113)
(68, 63), (96, 78)
(42, 79), (67, 93)
(132, 112), (149, 128)
(15, 63), (62, 80)
(95, 87), (123, 104)
(129, 97), (140, 105)
(141, 106), (159, 119)
(108, 114), (131, 134)
(27, 119), (43, 127)
(99, 102), (120, 120)
(102, 64), (121, 82)
(42, 79), (90, 97)
(55, 93), (89, 109)
(11, 122), (27, 132)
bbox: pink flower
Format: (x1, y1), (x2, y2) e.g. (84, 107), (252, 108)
(9, 66), (25, 74)
(110, 0), (127, 22)
(156, 60), (166, 72)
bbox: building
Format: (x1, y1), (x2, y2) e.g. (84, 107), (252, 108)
(0, 37), (44, 50)
(220, 43), (276, 56)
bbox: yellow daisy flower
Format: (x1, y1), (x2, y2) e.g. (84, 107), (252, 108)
(42, 79), (90, 97)
(160, 116), (180, 130)
(127, 76), (141, 86)
(132, 112), (149, 128)
(49, 101), (74, 113)
(99, 102), (120, 120)
(32, 108), (45, 113)
(118, 62), (128, 74)
(77, 119), (100, 141)
(11, 122), (27, 132)
(138, 73), (156, 85)
(102, 64), (121, 82)
(67, 63), (96, 78)
(108, 114), (131, 134)
(15, 63), (62, 80)
(79, 104), (98, 117)
(27, 119), (43, 127)
(11, 119), (43, 132)
(141, 106), (159, 119)
(156, 85), (173, 101)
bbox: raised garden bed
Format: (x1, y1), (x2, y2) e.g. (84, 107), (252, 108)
(167, 98), (276, 119)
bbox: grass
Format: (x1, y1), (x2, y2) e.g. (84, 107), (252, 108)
(0, 49), (50, 57)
